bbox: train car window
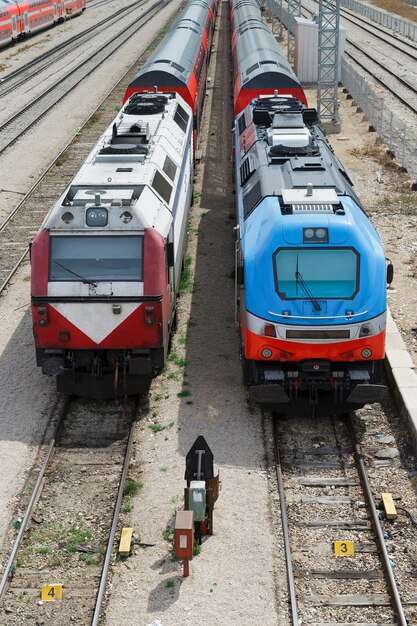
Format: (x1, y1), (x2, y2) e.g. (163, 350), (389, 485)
(152, 170), (172, 205)
(174, 104), (190, 133)
(273, 248), (359, 300)
(163, 156), (177, 182)
(171, 62), (185, 73)
(49, 236), (143, 282)
(246, 63), (259, 76)
(238, 114), (246, 135)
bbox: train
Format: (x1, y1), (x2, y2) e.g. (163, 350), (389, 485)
(30, 0), (215, 398)
(230, 0), (307, 117)
(0, 0), (85, 48)
(231, 0), (392, 415)
(124, 0), (218, 135)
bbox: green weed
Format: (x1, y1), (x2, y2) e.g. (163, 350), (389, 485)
(124, 479), (143, 497)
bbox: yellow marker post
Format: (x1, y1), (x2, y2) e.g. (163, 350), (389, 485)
(381, 493), (397, 520)
(118, 527), (133, 558)
(333, 541), (354, 556)
(41, 584), (63, 601)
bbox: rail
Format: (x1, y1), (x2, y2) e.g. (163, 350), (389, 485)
(0, 398), (70, 602)
(341, 59), (417, 181)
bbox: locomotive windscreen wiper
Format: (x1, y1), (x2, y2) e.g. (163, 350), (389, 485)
(53, 261), (97, 287)
(295, 254), (321, 311)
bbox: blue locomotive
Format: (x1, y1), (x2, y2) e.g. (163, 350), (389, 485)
(234, 94), (392, 414)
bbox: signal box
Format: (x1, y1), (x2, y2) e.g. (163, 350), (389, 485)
(189, 480), (206, 522)
(174, 510), (194, 560)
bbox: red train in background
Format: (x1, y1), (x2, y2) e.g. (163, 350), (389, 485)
(124, 0), (218, 134)
(0, 0), (85, 48)
(230, 0), (307, 116)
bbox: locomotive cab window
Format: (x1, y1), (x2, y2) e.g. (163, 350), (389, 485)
(50, 236), (143, 282)
(273, 248), (359, 300)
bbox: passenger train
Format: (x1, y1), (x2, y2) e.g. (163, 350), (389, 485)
(0, 0), (85, 48)
(231, 0), (391, 415)
(230, 0), (307, 117)
(124, 0), (218, 134)
(30, 0), (214, 398)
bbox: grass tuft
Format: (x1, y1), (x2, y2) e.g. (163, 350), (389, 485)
(123, 479), (143, 498)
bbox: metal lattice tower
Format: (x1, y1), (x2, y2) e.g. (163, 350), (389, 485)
(317, 0), (340, 125)
(260, 0), (284, 40)
(287, 0), (301, 65)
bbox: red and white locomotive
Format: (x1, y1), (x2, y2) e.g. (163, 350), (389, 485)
(0, 0), (85, 48)
(31, 90), (193, 398)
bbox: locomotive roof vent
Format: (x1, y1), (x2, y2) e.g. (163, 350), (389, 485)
(272, 112), (304, 128)
(280, 187), (344, 215)
(266, 112), (311, 148)
(267, 126), (311, 148)
(269, 143), (320, 159)
(124, 92), (169, 116)
(99, 144), (148, 156)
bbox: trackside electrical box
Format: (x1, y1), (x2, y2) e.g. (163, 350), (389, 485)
(174, 510), (194, 560)
(189, 480), (206, 522)
(294, 17), (346, 83)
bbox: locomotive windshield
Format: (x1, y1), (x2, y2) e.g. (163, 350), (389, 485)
(49, 236), (143, 282)
(273, 248), (359, 300)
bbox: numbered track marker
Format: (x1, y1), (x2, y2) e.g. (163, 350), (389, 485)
(333, 540), (354, 556)
(41, 584), (63, 601)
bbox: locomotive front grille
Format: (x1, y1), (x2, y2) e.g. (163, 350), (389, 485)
(286, 329), (350, 339)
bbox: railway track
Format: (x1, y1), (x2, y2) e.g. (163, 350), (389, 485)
(344, 44), (417, 116)
(0, 396), (140, 624)
(0, 0), (168, 154)
(273, 411), (417, 625)
(0, 1), (179, 296)
(300, 0), (417, 121)
(0, 0), (149, 98)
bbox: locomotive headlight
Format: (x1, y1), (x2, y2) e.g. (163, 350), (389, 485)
(359, 322), (374, 337)
(261, 348), (273, 358)
(37, 306), (48, 326)
(145, 306), (154, 327)
(361, 348), (372, 358)
(86, 207), (108, 227)
(303, 227), (329, 244)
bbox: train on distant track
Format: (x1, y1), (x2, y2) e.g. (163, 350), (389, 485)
(30, 0), (216, 398)
(124, 0), (218, 136)
(0, 0), (85, 48)
(230, 0), (307, 117)
(231, 0), (392, 415)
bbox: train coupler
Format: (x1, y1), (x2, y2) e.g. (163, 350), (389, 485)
(91, 356), (102, 378)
